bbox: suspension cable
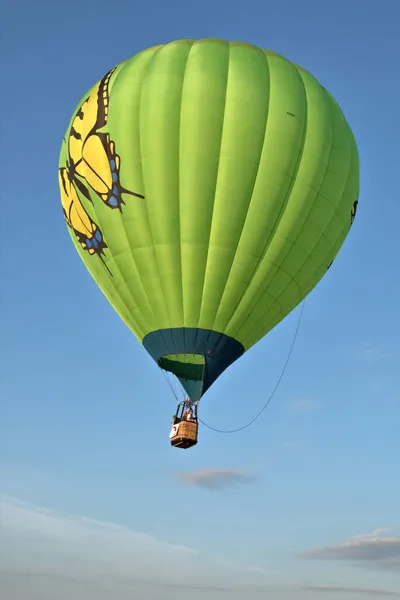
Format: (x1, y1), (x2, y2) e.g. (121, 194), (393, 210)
(159, 367), (179, 402)
(198, 300), (306, 434)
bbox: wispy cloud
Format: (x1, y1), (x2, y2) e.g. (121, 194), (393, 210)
(0, 494), (197, 573)
(357, 342), (393, 362)
(299, 530), (400, 571)
(302, 584), (400, 596)
(173, 467), (254, 490)
(0, 495), (272, 599)
(289, 399), (322, 413)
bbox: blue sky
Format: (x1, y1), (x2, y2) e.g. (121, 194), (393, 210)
(2, 0), (400, 597)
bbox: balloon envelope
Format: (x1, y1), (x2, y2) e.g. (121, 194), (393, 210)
(59, 38), (359, 401)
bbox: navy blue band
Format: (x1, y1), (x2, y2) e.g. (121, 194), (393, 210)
(142, 328), (244, 400)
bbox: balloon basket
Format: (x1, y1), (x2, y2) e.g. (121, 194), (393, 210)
(170, 420), (198, 449)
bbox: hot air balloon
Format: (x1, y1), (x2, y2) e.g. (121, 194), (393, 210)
(59, 38), (359, 449)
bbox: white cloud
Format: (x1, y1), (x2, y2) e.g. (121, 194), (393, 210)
(0, 494), (201, 589)
(299, 529), (400, 569)
(173, 468), (254, 489)
(0, 494), (196, 557)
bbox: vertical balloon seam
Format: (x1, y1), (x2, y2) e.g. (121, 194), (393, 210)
(167, 41), (192, 353)
(184, 41), (228, 355)
(158, 42), (194, 354)
(240, 77), (335, 347)
(208, 45), (272, 357)
(259, 79), (335, 327)
(241, 76), (348, 347)
(242, 88), (355, 348)
(155, 42), (188, 343)
(296, 92), (356, 275)
(141, 44), (176, 345)
(214, 53), (296, 342)
(246, 58), (311, 336)
(196, 42), (231, 346)
(226, 56), (309, 343)
(195, 42), (257, 336)
(207, 44), (271, 343)
(120, 46), (171, 339)
(189, 40), (232, 382)
(195, 42), (231, 347)
(145, 44), (180, 350)
(300, 98), (355, 285)
(210, 46), (272, 338)
(177, 42), (194, 352)
(279, 134), (356, 311)
(139, 45), (178, 353)
(303, 119), (356, 282)
(110, 55), (159, 335)
(227, 55), (309, 346)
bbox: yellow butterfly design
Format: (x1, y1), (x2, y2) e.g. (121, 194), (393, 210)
(58, 167), (106, 256)
(59, 67), (144, 265)
(351, 200), (358, 226)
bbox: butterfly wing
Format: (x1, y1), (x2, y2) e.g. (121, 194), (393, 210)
(82, 132), (144, 209)
(58, 167), (107, 256)
(67, 67), (144, 210)
(68, 68), (116, 181)
(92, 67), (116, 130)
(68, 98), (98, 174)
(68, 68), (115, 170)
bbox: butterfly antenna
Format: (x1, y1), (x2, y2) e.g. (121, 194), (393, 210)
(98, 252), (113, 277)
(122, 187), (145, 200)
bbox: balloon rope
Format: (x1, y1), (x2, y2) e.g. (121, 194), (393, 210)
(160, 368), (179, 402)
(198, 300), (306, 434)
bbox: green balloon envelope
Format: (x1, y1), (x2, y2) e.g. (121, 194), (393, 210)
(59, 38), (359, 402)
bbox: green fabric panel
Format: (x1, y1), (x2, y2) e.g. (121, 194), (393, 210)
(177, 377), (203, 402)
(216, 52), (308, 338)
(237, 68), (359, 348)
(179, 40), (230, 328)
(158, 357), (204, 381)
(164, 354), (204, 366)
(140, 41), (192, 330)
(59, 38), (359, 355)
(198, 44), (270, 331)
(106, 48), (165, 335)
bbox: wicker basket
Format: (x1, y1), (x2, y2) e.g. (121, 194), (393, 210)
(171, 420), (198, 449)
